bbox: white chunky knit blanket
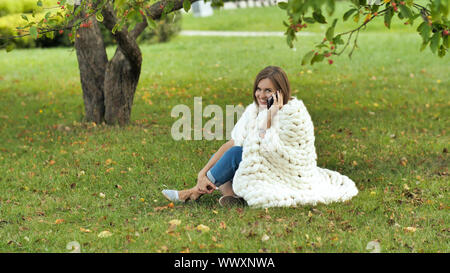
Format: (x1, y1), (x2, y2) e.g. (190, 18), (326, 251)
(232, 97), (359, 208)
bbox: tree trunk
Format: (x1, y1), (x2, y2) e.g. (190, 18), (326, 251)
(103, 48), (141, 125)
(101, 4), (144, 126)
(72, 0), (199, 125)
(74, 14), (108, 124)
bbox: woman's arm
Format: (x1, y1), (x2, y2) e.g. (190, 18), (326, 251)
(197, 139), (235, 193)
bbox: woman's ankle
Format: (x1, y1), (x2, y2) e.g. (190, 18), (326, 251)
(177, 190), (191, 201)
(178, 188), (203, 201)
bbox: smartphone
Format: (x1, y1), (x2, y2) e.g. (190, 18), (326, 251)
(267, 92), (278, 109)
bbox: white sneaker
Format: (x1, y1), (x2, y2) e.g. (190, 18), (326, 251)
(161, 190), (185, 203)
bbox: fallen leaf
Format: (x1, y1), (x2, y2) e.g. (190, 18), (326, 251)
(180, 247), (190, 253)
(366, 240), (381, 253)
(66, 241), (81, 253)
(404, 226), (416, 233)
(261, 234), (270, 242)
(196, 224), (210, 233)
(169, 219), (181, 226)
(55, 219), (64, 224)
(160, 245), (169, 252)
(154, 206), (168, 212)
(98, 230), (113, 238)
(80, 227), (92, 233)
(400, 157), (408, 167)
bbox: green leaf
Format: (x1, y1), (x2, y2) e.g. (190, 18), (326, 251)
(6, 43), (15, 53)
(74, 5), (83, 16)
(399, 5), (413, 19)
(313, 10), (327, 24)
(418, 22), (431, 42)
(285, 28), (296, 48)
(438, 44), (446, 57)
(45, 31), (54, 39)
(278, 2), (288, 10)
(111, 24), (119, 34)
(183, 0), (191, 12)
(420, 41), (428, 51)
(303, 17), (316, 24)
(343, 8), (358, 21)
(311, 53), (324, 65)
(21, 14), (29, 22)
(326, 0), (335, 16)
(29, 26), (38, 39)
(301, 50), (315, 66)
(146, 17), (157, 29)
(37, 0), (43, 7)
(333, 34), (344, 45)
(96, 11), (104, 22)
(384, 8), (393, 29)
(326, 19), (338, 41)
(429, 31), (441, 53)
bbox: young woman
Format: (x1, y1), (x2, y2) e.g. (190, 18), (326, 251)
(163, 66), (358, 208)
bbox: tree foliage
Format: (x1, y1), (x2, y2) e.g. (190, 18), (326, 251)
(1, 0), (448, 64)
(279, 0), (448, 65)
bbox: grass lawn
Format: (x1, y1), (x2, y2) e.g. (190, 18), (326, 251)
(0, 3), (449, 253)
(181, 2), (424, 33)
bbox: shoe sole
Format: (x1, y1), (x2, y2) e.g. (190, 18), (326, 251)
(219, 196), (246, 207)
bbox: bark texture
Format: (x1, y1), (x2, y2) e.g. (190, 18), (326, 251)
(73, 0), (200, 125)
(74, 13), (108, 124)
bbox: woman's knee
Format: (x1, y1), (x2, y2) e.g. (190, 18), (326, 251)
(227, 146), (242, 168)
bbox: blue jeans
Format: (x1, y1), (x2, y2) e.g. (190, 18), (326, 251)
(206, 146), (243, 187)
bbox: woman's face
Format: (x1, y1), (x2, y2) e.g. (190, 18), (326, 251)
(255, 78), (277, 107)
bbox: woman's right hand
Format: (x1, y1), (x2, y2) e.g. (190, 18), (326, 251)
(197, 172), (217, 194)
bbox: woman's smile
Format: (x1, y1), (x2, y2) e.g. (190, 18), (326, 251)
(255, 78), (276, 107)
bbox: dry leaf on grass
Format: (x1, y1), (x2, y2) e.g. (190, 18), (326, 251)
(196, 224), (210, 233)
(98, 230), (113, 238)
(404, 226), (417, 233)
(80, 227), (92, 233)
(169, 219), (181, 226)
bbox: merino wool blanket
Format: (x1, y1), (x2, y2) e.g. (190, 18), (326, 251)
(232, 97), (359, 208)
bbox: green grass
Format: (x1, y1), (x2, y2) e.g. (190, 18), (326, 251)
(0, 12), (449, 253)
(181, 2), (425, 33)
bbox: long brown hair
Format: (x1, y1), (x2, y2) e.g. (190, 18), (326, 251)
(253, 66), (292, 106)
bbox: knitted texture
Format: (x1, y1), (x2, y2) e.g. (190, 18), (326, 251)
(232, 97), (359, 208)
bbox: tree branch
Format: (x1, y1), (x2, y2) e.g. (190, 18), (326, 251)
(146, 0), (200, 21)
(101, 2), (143, 70)
(130, 0), (201, 39)
(333, 8), (389, 56)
